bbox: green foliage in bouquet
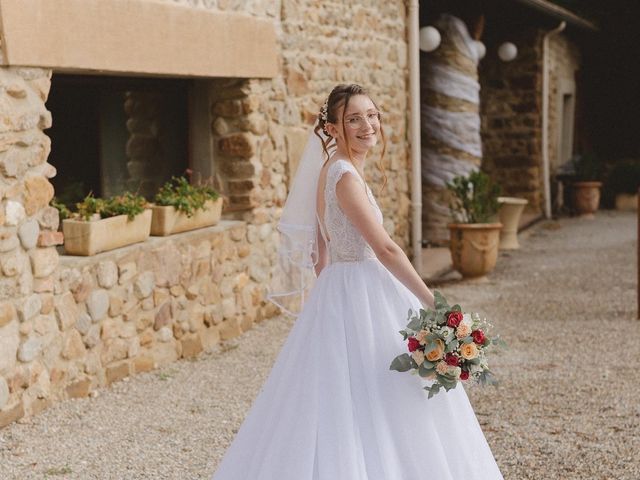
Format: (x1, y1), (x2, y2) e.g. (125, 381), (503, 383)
(390, 291), (506, 399)
(446, 170), (501, 224)
(154, 175), (220, 218)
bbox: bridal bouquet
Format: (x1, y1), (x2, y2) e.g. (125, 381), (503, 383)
(390, 291), (505, 399)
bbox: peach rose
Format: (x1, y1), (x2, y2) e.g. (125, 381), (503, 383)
(456, 323), (471, 339)
(460, 342), (479, 360)
(435, 361), (449, 375)
(411, 350), (425, 365)
(425, 339), (445, 362)
(416, 329), (429, 345)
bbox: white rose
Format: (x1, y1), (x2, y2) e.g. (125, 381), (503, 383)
(462, 313), (473, 327)
(439, 326), (453, 339)
(470, 363), (483, 374)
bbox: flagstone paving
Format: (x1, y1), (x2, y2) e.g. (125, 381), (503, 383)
(0, 210), (637, 479)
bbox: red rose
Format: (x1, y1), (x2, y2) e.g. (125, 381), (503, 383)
(472, 329), (486, 345)
(408, 337), (420, 352)
(445, 353), (460, 366)
(460, 370), (470, 381)
(447, 311), (463, 328)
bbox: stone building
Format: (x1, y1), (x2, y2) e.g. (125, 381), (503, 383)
(0, 0), (413, 428)
(0, 0), (594, 428)
(420, 0), (596, 244)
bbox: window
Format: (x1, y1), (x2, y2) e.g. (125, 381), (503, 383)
(47, 74), (191, 206)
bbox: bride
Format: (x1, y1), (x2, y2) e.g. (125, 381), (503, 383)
(211, 84), (504, 479)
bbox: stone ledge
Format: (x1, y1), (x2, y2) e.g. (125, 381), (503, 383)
(58, 219), (246, 268)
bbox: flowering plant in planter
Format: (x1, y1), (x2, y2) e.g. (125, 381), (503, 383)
(445, 171), (503, 278)
(446, 170), (501, 224)
(61, 192), (152, 256)
(571, 152), (604, 183)
(154, 175), (220, 217)
(151, 175), (223, 236)
(58, 192), (149, 222)
(570, 153), (604, 217)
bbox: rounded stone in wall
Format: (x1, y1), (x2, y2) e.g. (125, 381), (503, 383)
(18, 220), (40, 250)
(0, 376), (9, 409)
(18, 336), (42, 363)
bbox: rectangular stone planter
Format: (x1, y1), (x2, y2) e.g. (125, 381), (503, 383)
(62, 209), (152, 256)
(150, 198), (223, 236)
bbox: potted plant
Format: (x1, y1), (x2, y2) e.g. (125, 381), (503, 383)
(571, 153), (604, 218)
(604, 159), (640, 211)
(61, 192), (152, 255)
(496, 196), (528, 250)
(447, 170), (502, 278)
(150, 175), (222, 236)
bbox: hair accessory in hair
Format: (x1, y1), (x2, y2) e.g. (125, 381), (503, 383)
(319, 98), (329, 123)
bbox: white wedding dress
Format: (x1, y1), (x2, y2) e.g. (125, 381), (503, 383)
(212, 160), (504, 479)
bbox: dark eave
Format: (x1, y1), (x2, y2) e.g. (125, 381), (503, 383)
(510, 0), (598, 31)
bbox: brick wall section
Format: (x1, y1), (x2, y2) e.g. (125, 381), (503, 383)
(479, 29), (544, 213)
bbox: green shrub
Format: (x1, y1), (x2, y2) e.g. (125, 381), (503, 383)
(571, 152), (604, 182)
(55, 192), (148, 221)
(446, 170), (501, 224)
(605, 159), (640, 195)
(154, 176), (220, 218)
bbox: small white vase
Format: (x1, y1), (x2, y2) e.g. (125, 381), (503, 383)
(497, 197), (528, 250)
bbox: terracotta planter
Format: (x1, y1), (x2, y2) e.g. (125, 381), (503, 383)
(62, 209), (152, 256)
(448, 223), (503, 278)
(150, 198), (223, 236)
(615, 193), (638, 211)
(572, 181), (602, 218)
(497, 197), (528, 250)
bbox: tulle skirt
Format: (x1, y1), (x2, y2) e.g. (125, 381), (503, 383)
(212, 258), (503, 480)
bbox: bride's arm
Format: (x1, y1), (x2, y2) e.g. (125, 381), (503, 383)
(314, 223), (328, 277)
(336, 173), (435, 309)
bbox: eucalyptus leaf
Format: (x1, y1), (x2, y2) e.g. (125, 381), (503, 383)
(418, 363), (435, 378)
(389, 354), (414, 372)
(423, 340), (437, 353)
(407, 317), (423, 331)
(445, 340), (459, 353)
(434, 291), (448, 310)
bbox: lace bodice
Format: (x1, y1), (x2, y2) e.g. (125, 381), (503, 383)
(318, 159), (383, 264)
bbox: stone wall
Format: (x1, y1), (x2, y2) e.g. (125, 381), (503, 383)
(0, 65), (58, 425)
(479, 28), (544, 214)
(546, 34), (581, 173)
(0, 0), (413, 427)
(0, 220), (272, 426)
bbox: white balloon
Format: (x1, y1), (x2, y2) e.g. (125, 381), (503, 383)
(498, 42), (518, 62)
(419, 26), (441, 52)
(474, 40), (486, 60)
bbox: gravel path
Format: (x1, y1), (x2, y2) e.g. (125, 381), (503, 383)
(0, 211), (637, 480)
